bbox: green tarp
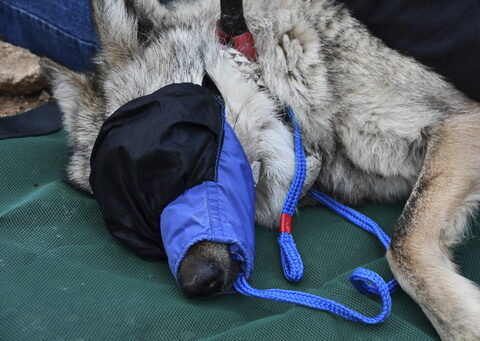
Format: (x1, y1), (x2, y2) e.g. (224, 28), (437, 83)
(2, 106), (480, 340)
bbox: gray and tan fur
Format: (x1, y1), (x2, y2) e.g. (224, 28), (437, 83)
(43, 0), (480, 339)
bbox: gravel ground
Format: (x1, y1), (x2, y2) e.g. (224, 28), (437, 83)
(0, 92), (52, 117)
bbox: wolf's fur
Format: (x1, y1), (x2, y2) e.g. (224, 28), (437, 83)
(43, 0), (480, 339)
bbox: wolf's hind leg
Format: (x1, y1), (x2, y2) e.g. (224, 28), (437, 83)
(387, 109), (480, 340)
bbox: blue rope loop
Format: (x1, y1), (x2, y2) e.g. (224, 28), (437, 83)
(278, 232), (304, 282)
(235, 267), (392, 324)
(277, 106), (307, 282)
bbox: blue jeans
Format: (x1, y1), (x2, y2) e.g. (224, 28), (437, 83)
(0, 0), (98, 71)
(1, 0), (479, 101)
(0, 0), (171, 71)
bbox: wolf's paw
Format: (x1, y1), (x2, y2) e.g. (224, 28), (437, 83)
(254, 155), (295, 228)
(278, 33), (304, 75)
(253, 145), (322, 228)
(303, 153), (322, 195)
(273, 21), (320, 78)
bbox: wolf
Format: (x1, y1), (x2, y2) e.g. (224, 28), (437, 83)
(43, 0), (480, 339)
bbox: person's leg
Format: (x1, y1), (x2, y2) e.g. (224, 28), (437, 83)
(0, 0), (98, 71)
(0, 0), (173, 71)
(341, 0), (480, 102)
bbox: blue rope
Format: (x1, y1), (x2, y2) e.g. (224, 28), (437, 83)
(234, 188), (398, 323)
(308, 190), (399, 294)
(281, 107), (306, 216)
(233, 106), (398, 324)
(278, 232), (303, 282)
(277, 107), (307, 282)
(308, 190), (391, 249)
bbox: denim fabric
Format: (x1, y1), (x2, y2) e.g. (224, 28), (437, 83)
(0, 0), (172, 71)
(0, 0), (98, 71)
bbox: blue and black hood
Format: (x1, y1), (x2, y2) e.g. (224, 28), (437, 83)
(89, 82), (255, 281)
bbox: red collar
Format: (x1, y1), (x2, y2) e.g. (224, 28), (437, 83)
(215, 20), (257, 62)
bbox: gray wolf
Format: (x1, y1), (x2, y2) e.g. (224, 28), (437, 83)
(43, 0), (480, 339)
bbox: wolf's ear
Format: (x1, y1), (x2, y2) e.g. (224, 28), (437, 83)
(40, 58), (100, 133)
(89, 0), (166, 54)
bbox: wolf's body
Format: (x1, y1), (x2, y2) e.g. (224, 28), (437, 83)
(44, 0), (480, 339)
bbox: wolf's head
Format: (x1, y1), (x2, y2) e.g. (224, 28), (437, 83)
(43, 0), (321, 298)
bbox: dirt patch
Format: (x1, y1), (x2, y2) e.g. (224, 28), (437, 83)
(0, 39), (53, 117)
(0, 91), (52, 117)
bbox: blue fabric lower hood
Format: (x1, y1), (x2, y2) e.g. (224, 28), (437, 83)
(89, 82), (255, 281)
(161, 121), (255, 280)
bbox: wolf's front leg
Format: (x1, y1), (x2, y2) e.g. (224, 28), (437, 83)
(387, 109), (480, 340)
(209, 57), (322, 227)
(253, 120), (322, 227)
(232, 111), (321, 228)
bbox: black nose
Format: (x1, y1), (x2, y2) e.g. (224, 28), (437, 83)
(180, 262), (225, 298)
